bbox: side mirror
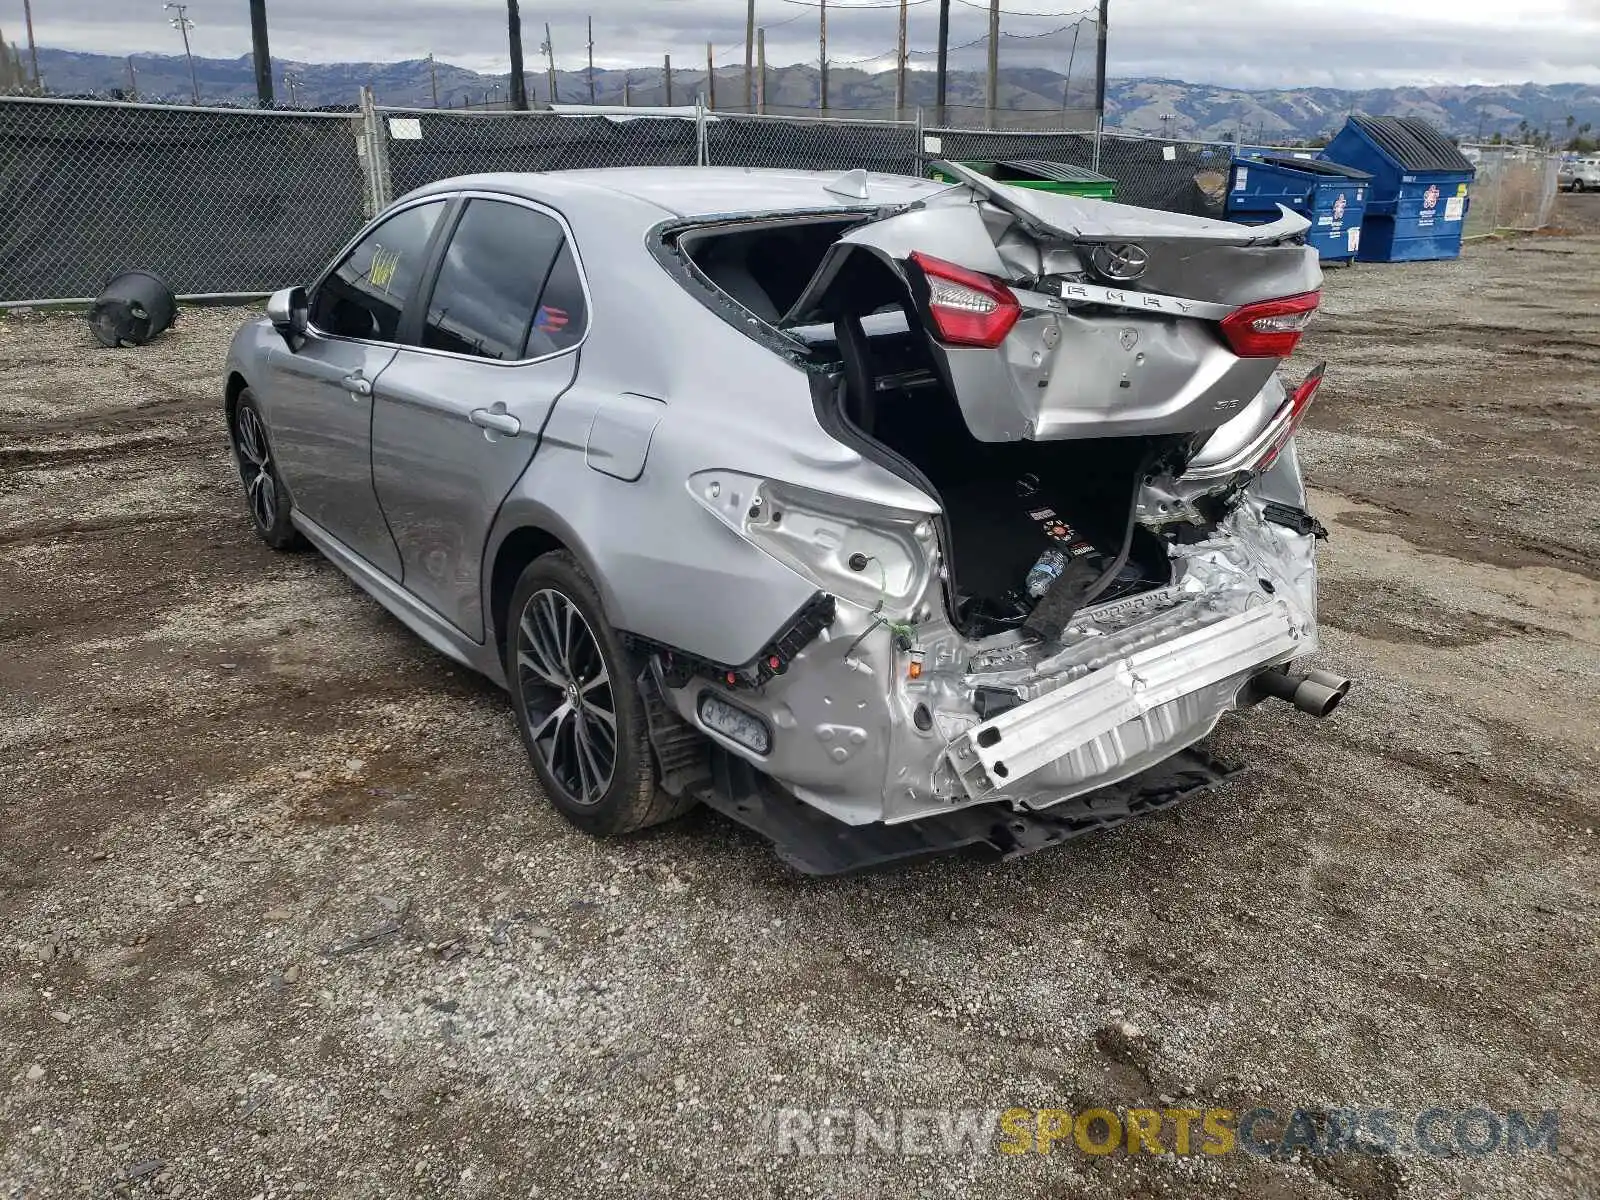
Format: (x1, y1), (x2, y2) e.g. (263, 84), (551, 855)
(266, 286), (308, 342)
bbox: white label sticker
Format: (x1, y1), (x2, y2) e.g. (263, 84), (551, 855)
(1163, 145), (1177, 162)
(388, 117), (423, 140)
(1444, 196), (1465, 222)
(923, 134), (942, 153)
(1348, 227), (1361, 253)
(1234, 167), (1248, 191)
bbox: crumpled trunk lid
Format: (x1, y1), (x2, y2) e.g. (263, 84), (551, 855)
(783, 161), (1322, 443)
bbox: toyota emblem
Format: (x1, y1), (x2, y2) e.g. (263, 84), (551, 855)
(1090, 243), (1151, 282)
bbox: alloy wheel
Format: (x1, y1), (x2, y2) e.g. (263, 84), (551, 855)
(235, 406), (278, 531)
(515, 588), (618, 806)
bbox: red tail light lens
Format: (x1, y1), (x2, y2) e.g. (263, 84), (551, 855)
(1219, 292), (1320, 358)
(1257, 362), (1326, 470)
(908, 251), (1021, 349)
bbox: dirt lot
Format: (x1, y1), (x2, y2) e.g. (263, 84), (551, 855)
(3, 197), (1598, 1200)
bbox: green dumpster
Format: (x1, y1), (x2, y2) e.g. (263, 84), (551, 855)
(927, 159), (1116, 200)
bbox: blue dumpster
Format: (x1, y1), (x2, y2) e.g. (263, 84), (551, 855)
(1226, 155), (1373, 263)
(1319, 115), (1476, 262)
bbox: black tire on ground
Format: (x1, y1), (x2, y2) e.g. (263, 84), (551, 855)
(505, 551), (696, 836)
(231, 388), (305, 551)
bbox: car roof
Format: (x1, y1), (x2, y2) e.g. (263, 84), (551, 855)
(407, 167), (951, 220)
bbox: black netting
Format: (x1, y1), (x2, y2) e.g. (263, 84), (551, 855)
(0, 98), (364, 301)
(706, 115), (918, 175)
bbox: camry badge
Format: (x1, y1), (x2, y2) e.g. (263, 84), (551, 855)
(1091, 243), (1151, 282)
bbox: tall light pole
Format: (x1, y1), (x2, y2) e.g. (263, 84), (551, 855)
(985, 0), (999, 128)
(934, 0), (950, 127)
(894, 0), (908, 120)
(284, 69), (298, 107)
(248, 0), (273, 107)
(164, 3), (200, 103)
(743, 0), (755, 112)
(818, 0), (827, 114)
(507, 0), (528, 110)
(1092, 0), (1108, 169)
(22, 0), (40, 90)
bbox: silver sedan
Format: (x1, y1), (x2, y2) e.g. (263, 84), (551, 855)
(225, 164), (1349, 872)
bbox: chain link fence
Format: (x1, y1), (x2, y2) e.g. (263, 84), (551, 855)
(0, 96), (365, 302)
(0, 94), (1563, 305)
(1459, 145), (1563, 237)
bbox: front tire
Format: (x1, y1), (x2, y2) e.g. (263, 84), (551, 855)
(1574, 180), (1587, 193)
(506, 552), (691, 836)
(231, 389), (304, 550)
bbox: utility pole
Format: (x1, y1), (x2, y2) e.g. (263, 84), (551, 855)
(934, 0), (951, 127)
(664, 53), (672, 106)
(507, 2), (528, 109)
(744, 0), (755, 112)
(542, 22), (557, 103)
(756, 28), (766, 115)
(894, 0), (908, 119)
(164, 4), (200, 104)
(819, 0), (828, 114)
(248, 0), (273, 107)
(1092, 0), (1108, 169)
(22, 0), (40, 89)
(587, 17), (595, 104)
(427, 52), (439, 107)
(127, 56), (140, 101)
(985, 0), (999, 128)
(706, 43), (715, 110)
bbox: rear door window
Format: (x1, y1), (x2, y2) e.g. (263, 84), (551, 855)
(310, 201), (444, 342)
(420, 199), (579, 361)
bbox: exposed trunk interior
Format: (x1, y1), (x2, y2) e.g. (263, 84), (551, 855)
(681, 219), (1181, 639)
(826, 312), (1178, 638)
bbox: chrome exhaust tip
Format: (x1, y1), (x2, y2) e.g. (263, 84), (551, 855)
(1253, 667), (1352, 718)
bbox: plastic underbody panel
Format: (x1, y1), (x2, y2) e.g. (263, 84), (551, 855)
(695, 744), (1243, 875)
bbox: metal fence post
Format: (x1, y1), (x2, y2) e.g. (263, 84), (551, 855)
(913, 106), (924, 175)
(358, 86), (392, 217)
(696, 95), (708, 166)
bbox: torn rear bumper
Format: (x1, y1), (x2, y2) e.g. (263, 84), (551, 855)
(945, 600), (1303, 802)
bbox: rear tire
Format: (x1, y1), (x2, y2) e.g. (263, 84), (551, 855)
(1574, 180), (1587, 193)
(231, 389), (305, 551)
(506, 552), (694, 836)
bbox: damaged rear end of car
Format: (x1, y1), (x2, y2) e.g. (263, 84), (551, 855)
(648, 163), (1348, 872)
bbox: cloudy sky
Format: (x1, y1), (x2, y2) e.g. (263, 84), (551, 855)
(11, 0), (1600, 88)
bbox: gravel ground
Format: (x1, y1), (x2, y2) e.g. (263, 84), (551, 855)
(2, 198), (1597, 1199)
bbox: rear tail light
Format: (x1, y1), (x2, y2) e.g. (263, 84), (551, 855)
(1219, 292), (1320, 358)
(908, 251), (1021, 349)
(1256, 362), (1326, 470)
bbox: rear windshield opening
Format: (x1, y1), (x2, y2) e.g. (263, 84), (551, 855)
(676, 216), (868, 329)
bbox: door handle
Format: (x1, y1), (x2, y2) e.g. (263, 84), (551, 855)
(341, 373), (372, 397)
(470, 408), (522, 437)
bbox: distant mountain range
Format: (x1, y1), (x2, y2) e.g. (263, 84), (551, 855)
(14, 46), (1600, 143)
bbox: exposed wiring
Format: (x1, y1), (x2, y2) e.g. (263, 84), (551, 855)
(842, 555), (918, 666)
